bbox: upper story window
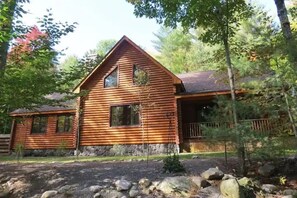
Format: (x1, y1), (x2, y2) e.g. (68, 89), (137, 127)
(56, 114), (74, 133)
(133, 64), (149, 86)
(104, 67), (118, 88)
(31, 116), (47, 134)
(110, 104), (140, 127)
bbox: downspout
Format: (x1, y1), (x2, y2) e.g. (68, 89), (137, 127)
(75, 96), (81, 157)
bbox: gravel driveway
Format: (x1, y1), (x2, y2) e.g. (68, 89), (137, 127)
(0, 158), (236, 197)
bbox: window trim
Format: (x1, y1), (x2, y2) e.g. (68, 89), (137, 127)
(104, 66), (119, 88)
(109, 103), (141, 128)
(56, 114), (74, 133)
(31, 116), (48, 134)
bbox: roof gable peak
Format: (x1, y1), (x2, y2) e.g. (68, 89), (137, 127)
(74, 36), (181, 92)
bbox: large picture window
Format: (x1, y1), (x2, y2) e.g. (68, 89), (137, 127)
(133, 64), (149, 86)
(110, 104), (140, 126)
(104, 67), (118, 88)
(31, 116), (47, 134)
(56, 115), (74, 133)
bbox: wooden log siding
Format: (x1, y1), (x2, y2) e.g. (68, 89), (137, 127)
(11, 115), (76, 149)
(80, 41), (178, 146)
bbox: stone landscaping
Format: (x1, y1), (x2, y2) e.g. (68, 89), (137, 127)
(0, 157), (296, 198)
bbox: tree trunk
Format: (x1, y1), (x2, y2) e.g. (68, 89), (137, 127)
(0, 0), (17, 70)
(223, 37), (246, 176)
(274, 0), (297, 66)
(283, 87), (297, 137)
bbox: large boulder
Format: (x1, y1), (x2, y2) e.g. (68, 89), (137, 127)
(238, 177), (253, 188)
(220, 178), (244, 198)
(89, 185), (103, 193)
(261, 184), (277, 193)
(258, 163), (275, 177)
(98, 189), (126, 198)
(129, 188), (140, 197)
(138, 178), (151, 189)
(283, 189), (297, 196)
(196, 186), (223, 198)
(157, 176), (198, 197)
(191, 176), (211, 189)
(114, 179), (132, 191)
(201, 168), (224, 180)
(40, 190), (58, 198)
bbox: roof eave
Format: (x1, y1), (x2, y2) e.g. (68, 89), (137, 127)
(10, 109), (76, 117)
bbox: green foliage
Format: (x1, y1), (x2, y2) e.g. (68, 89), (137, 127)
(0, 9), (78, 134)
(163, 153), (185, 173)
(279, 176), (287, 185)
(153, 27), (220, 73)
(56, 139), (68, 156)
(59, 39), (116, 90)
(59, 55), (79, 72)
(95, 39), (117, 57)
(250, 137), (287, 161)
(129, 0), (251, 44)
(15, 142), (24, 162)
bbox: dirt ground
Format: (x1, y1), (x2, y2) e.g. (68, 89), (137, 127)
(1, 157), (296, 198)
(0, 158), (236, 197)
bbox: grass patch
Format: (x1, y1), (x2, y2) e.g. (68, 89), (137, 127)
(0, 150), (295, 164)
(0, 152), (233, 164)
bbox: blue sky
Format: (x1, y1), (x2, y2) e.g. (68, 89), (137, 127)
(22, 0), (279, 61)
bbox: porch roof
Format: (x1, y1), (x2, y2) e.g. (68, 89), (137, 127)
(10, 93), (76, 116)
(177, 70), (261, 94)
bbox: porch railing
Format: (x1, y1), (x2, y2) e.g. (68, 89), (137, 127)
(183, 119), (275, 139)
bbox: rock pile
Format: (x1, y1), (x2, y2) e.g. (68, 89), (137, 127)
(1, 165), (296, 198)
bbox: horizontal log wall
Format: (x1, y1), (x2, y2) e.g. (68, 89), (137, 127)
(80, 41), (177, 146)
(12, 115), (76, 149)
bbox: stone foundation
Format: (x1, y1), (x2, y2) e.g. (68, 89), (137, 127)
(79, 143), (178, 156)
(22, 149), (74, 157)
(15, 143), (178, 157)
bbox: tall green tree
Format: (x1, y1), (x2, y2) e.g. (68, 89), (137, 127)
(128, 0), (251, 175)
(0, 0), (28, 70)
(59, 55), (79, 72)
(274, 0), (297, 68)
(59, 39), (117, 89)
(0, 10), (76, 133)
(233, 5), (297, 138)
(153, 27), (219, 73)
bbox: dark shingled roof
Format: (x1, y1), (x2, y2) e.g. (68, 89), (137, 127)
(11, 93), (76, 115)
(177, 70), (231, 94)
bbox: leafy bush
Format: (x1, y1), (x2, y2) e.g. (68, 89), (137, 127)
(250, 137), (286, 161)
(56, 140), (68, 156)
(15, 142), (24, 162)
(163, 153), (185, 173)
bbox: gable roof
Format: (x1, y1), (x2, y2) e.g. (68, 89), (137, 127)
(74, 36), (182, 92)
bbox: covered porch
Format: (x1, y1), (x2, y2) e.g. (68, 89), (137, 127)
(177, 95), (276, 141)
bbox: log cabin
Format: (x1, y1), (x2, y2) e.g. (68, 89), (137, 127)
(9, 36), (277, 155)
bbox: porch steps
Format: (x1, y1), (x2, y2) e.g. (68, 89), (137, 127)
(0, 135), (10, 155)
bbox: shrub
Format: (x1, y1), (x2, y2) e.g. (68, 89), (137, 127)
(163, 153), (185, 173)
(15, 142), (24, 162)
(56, 140), (68, 156)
